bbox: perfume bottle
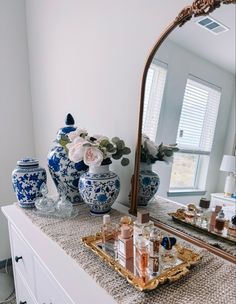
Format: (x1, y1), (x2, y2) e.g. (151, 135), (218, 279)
(133, 211), (154, 245)
(160, 237), (177, 269)
(118, 226), (133, 259)
(149, 228), (161, 275)
(136, 236), (149, 274)
(209, 206), (222, 230)
(101, 215), (114, 246)
(227, 215), (236, 237)
(214, 209), (226, 234)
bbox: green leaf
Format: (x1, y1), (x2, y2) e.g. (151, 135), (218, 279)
(122, 147), (131, 155)
(106, 143), (116, 153)
(111, 137), (120, 144)
(116, 140), (125, 150)
(100, 139), (110, 147)
(121, 157), (129, 166)
(112, 151), (123, 160)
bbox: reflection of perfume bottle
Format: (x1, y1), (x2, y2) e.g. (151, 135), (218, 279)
(209, 206), (222, 230)
(136, 237), (149, 273)
(102, 215), (113, 245)
(149, 228), (161, 275)
(214, 210), (226, 234)
(160, 237), (177, 269)
(227, 215), (236, 237)
(133, 211), (153, 245)
(118, 226), (133, 259)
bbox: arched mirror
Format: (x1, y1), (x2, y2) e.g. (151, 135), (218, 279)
(130, 0), (236, 260)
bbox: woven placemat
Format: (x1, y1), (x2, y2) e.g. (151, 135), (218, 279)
(19, 204), (236, 304)
(144, 196), (236, 257)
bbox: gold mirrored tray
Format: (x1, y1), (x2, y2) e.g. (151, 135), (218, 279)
(169, 212), (236, 244)
(81, 233), (201, 292)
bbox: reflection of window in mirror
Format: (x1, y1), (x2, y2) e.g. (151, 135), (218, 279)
(169, 75), (221, 193)
(142, 60), (167, 142)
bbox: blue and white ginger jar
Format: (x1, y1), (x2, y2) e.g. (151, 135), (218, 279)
(138, 162), (160, 206)
(47, 113), (88, 205)
(12, 158), (47, 208)
(79, 164), (120, 215)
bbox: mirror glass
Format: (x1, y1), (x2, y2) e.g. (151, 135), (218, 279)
(138, 4), (236, 253)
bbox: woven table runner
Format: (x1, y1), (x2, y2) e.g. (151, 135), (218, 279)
(144, 196), (236, 257)
(19, 204), (236, 304)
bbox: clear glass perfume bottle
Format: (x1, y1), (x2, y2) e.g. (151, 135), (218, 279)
(133, 211), (154, 245)
(160, 237), (177, 270)
(118, 226), (133, 259)
(136, 236), (149, 274)
(101, 215), (114, 250)
(214, 209), (226, 234)
(149, 228), (161, 275)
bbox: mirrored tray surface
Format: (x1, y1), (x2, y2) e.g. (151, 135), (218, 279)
(82, 233), (201, 291)
(169, 212), (236, 244)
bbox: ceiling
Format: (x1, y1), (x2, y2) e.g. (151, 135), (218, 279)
(168, 3), (235, 75)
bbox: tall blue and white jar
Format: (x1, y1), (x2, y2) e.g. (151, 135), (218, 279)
(79, 161), (120, 215)
(12, 158), (47, 208)
(47, 113), (88, 205)
(138, 162), (160, 206)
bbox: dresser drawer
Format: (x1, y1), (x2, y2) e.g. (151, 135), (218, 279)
(15, 269), (37, 304)
(10, 224), (35, 295)
(34, 257), (74, 304)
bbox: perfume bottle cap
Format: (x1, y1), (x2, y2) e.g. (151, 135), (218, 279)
(120, 215), (132, 225)
(136, 236), (148, 248)
(120, 226), (131, 239)
(231, 215), (236, 225)
(137, 211), (149, 224)
(217, 209), (225, 219)
(103, 214), (111, 225)
(161, 237), (176, 250)
(150, 228), (159, 239)
(199, 197), (210, 209)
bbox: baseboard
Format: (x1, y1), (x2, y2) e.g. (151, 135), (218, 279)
(0, 258), (12, 270)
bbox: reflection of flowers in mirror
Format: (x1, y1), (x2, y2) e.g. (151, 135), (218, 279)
(141, 134), (179, 164)
(62, 128), (131, 167)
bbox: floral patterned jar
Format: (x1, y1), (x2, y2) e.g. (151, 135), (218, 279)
(47, 113), (88, 205)
(12, 158), (47, 208)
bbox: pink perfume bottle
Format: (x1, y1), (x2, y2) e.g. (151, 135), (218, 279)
(118, 226), (133, 259)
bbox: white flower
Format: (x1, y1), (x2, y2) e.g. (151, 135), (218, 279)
(141, 134), (150, 145)
(68, 128), (87, 142)
(84, 146), (104, 167)
(146, 139), (158, 157)
(66, 138), (89, 163)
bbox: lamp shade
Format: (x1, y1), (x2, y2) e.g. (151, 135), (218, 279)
(220, 155), (236, 173)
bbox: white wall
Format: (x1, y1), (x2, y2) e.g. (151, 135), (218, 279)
(151, 39), (235, 204)
(0, 0), (35, 259)
(25, 0), (191, 203)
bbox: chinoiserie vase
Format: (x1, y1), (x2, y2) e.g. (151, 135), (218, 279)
(79, 164), (120, 215)
(47, 113), (88, 205)
(137, 162), (160, 206)
(12, 158), (47, 208)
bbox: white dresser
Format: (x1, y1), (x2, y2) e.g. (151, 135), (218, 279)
(210, 193), (236, 220)
(2, 205), (116, 304)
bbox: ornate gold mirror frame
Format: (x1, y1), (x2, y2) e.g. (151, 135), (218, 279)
(130, 0), (236, 216)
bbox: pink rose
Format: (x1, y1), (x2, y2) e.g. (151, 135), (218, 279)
(84, 146), (104, 167)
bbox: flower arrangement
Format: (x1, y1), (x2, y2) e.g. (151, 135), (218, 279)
(141, 134), (178, 164)
(60, 129), (131, 167)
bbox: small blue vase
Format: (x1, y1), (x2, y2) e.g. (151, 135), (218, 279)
(79, 163), (120, 215)
(138, 162), (160, 206)
(47, 113), (88, 205)
(12, 158), (47, 208)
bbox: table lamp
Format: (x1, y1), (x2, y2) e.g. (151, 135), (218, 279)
(220, 155), (236, 197)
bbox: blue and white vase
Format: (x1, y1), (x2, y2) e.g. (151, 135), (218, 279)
(79, 164), (120, 215)
(138, 162), (160, 206)
(12, 158), (47, 208)
(47, 114), (88, 205)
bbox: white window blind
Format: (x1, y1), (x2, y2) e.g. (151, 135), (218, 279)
(142, 61), (167, 142)
(176, 75), (221, 154)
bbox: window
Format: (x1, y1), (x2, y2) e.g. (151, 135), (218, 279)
(142, 60), (167, 142)
(169, 75), (221, 191)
